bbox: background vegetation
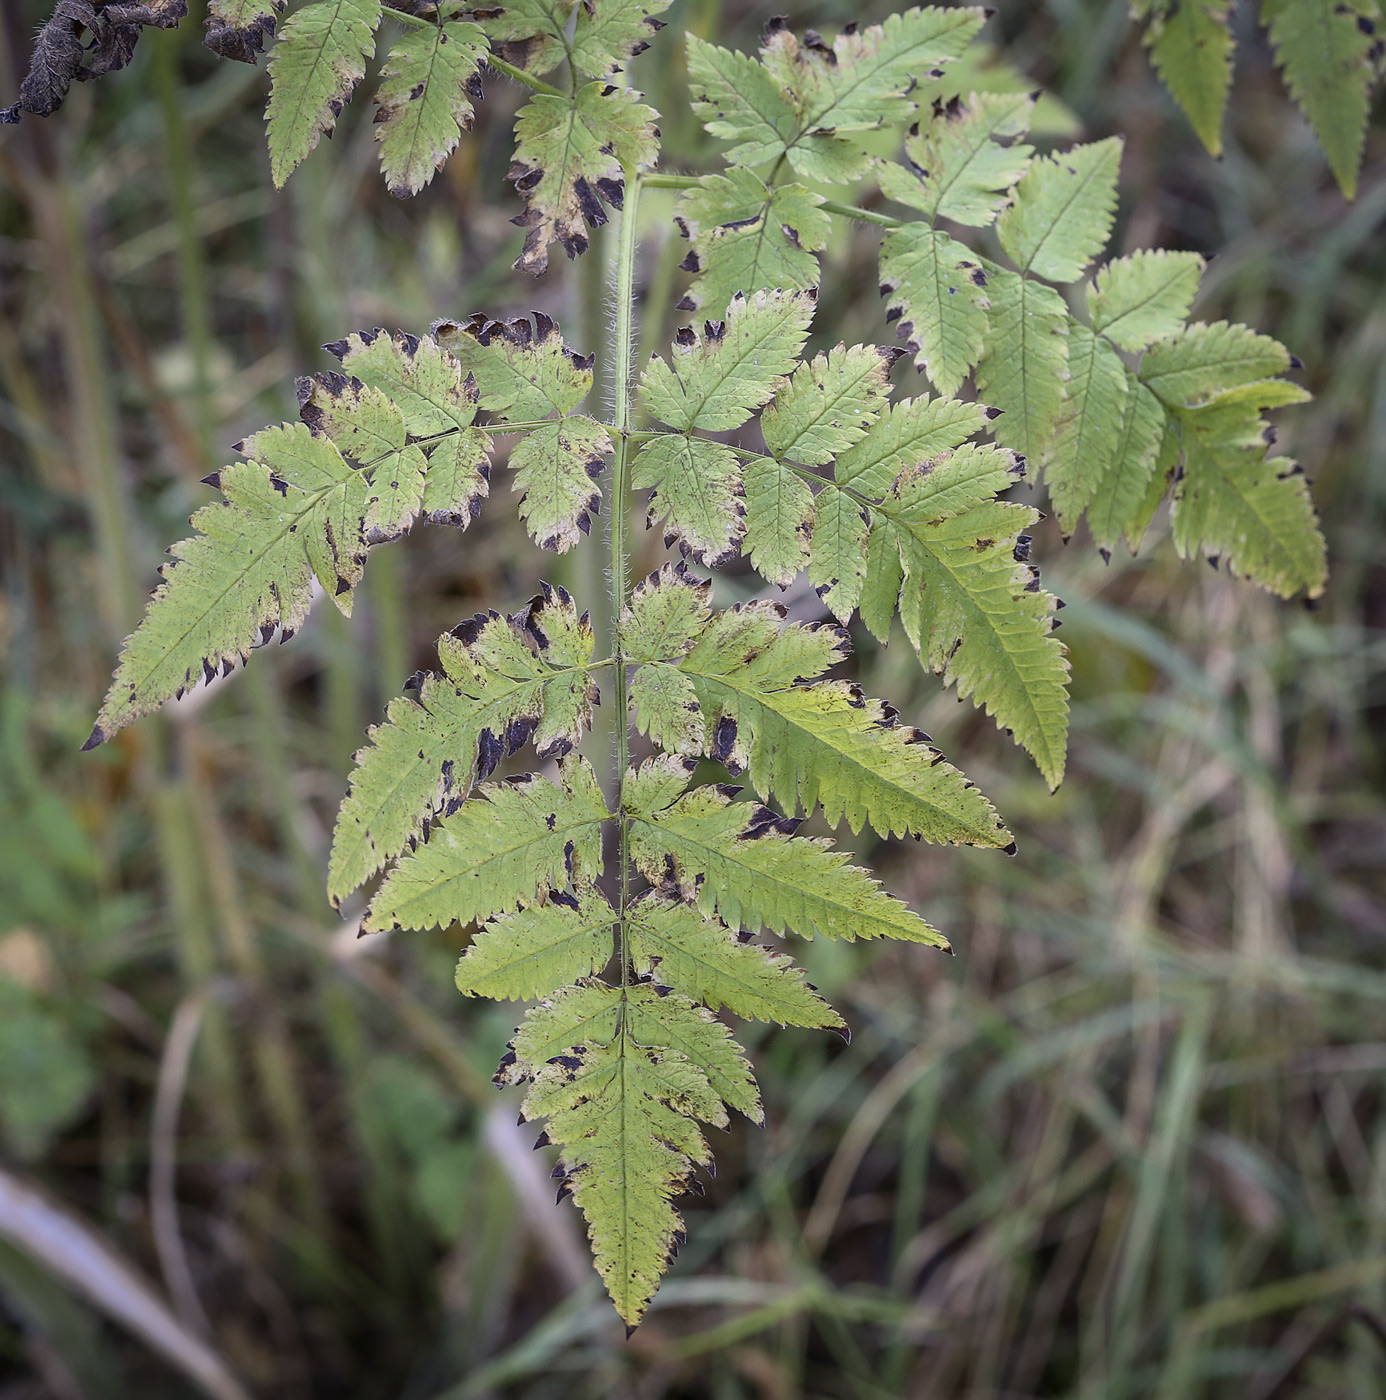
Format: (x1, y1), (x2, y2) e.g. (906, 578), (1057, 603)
(0, 0), (1383, 1395)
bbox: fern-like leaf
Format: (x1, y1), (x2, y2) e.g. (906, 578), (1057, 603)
(329, 588), (598, 901)
(363, 755), (609, 932)
(455, 890), (614, 999)
(500, 980), (756, 1326)
(627, 761), (949, 946)
(761, 344), (898, 467)
(1084, 371), (1166, 556)
(975, 271), (1069, 460)
(1088, 250), (1204, 352)
(1139, 322), (1292, 408)
(1046, 324), (1129, 537)
(1139, 0), (1233, 157)
(832, 395), (993, 496)
(434, 310), (593, 421)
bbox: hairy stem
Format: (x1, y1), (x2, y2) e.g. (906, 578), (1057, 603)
(609, 172), (643, 988)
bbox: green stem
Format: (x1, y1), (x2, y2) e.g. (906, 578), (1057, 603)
(609, 172), (643, 988)
(483, 52), (568, 99)
(818, 198), (901, 229)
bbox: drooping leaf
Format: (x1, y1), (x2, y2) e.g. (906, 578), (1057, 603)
(329, 590), (598, 901)
(455, 890), (614, 999)
(628, 767), (949, 946)
(975, 271), (1069, 460)
(509, 416), (610, 552)
(373, 18), (488, 198)
(675, 171), (828, 316)
(633, 435), (744, 566)
(995, 137), (1122, 284)
(877, 454), (1070, 787)
(507, 82), (659, 275)
(761, 344), (898, 467)
(1264, 0), (1377, 199)
(627, 896), (844, 1030)
(1140, 0), (1233, 156)
(1046, 323), (1129, 537)
(639, 289), (816, 434)
(878, 226), (991, 397)
(265, 0), (381, 187)
(741, 456), (814, 586)
(363, 755), (609, 932)
(1087, 250), (1204, 352)
(89, 426), (371, 747)
(501, 980), (752, 1325)
(877, 90), (1034, 226)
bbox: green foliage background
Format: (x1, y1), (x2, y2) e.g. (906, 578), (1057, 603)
(0, 0), (1384, 1394)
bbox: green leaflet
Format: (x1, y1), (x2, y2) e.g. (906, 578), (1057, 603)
(478, 0), (672, 78)
(808, 485), (870, 624)
(474, 0), (573, 75)
(876, 90), (1034, 226)
(266, 0), (381, 188)
(1047, 324), (1129, 538)
(761, 344), (897, 467)
(1139, 322), (1293, 408)
(859, 518), (904, 644)
(90, 418), (389, 747)
(509, 416), (611, 553)
(878, 226), (991, 397)
(832, 395), (993, 496)
(1088, 250), (1205, 352)
(1140, 0), (1233, 157)
(373, 20), (488, 198)
(328, 589), (598, 902)
(633, 435), (744, 566)
(630, 584), (1012, 846)
(685, 34), (801, 169)
(674, 171), (828, 316)
(996, 137), (1122, 284)
(627, 897), (843, 1030)
(363, 755), (609, 932)
(456, 891), (615, 999)
(507, 82), (659, 275)
(434, 311), (593, 422)
(741, 456), (814, 586)
(876, 459), (1070, 788)
(502, 980), (756, 1325)
(620, 564), (712, 663)
(1169, 386), (1327, 597)
(639, 289), (815, 433)
(1085, 371), (1167, 556)
(975, 271), (1070, 461)
(1263, 0), (1376, 199)
(630, 664), (705, 752)
(628, 778), (949, 947)
(567, 0), (674, 77)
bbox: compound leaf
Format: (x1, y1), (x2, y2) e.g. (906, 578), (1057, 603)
(364, 755), (609, 932)
(455, 890), (614, 999)
(996, 137), (1122, 284)
(639, 290), (816, 434)
(329, 591), (597, 901)
(266, 0), (381, 187)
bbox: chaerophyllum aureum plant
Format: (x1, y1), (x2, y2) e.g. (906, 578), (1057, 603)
(11, 0), (1329, 1325)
